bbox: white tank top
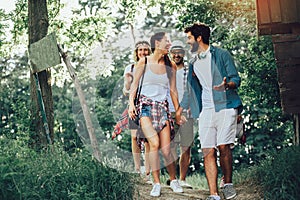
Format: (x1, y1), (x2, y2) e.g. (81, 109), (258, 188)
(141, 65), (169, 102)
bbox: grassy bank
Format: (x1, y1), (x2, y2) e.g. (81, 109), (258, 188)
(0, 138), (134, 200)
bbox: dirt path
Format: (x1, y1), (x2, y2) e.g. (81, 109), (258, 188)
(134, 182), (263, 200)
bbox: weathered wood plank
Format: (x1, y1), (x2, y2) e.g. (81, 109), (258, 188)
(273, 34), (300, 61)
(273, 34), (300, 114)
(277, 65), (300, 83)
(256, 0), (300, 35)
(276, 65), (300, 113)
(281, 0), (298, 23)
(256, 0), (270, 24)
(270, 0), (281, 23)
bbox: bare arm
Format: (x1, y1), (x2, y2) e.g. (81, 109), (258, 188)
(169, 61), (179, 111)
(128, 57), (146, 118)
(123, 73), (133, 95)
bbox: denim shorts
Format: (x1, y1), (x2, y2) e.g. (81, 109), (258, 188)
(140, 104), (168, 119)
(140, 105), (151, 117)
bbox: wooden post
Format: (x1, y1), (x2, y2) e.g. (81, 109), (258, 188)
(57, 45), (101, 162)
(34, 73), (52, 144)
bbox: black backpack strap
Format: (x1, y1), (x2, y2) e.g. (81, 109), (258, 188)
(130, 64), (134, 72)
(135, 57), (147, 104)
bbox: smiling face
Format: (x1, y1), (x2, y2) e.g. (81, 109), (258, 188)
(170, 49), (184, 65)
(137, 45), (150, 60)
(186, 31), (199, 53)
(156, 34), (171, 54)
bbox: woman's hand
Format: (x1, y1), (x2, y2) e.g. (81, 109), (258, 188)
(128, 103), (137, 120)
(175, 107), (186, 125)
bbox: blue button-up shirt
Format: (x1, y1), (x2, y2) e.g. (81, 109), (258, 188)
(180, 45), (243, 118)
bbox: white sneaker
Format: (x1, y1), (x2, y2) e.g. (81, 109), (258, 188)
(150, 183), (161, 197)
(179, 180), (193, 188)
(170, 180), (183, 193)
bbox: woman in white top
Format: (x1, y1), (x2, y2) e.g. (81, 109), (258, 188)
(128, 32), (183, 197)
(123, 41), (151, 182)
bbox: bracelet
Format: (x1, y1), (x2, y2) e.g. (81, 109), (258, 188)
(225, 83), (230, 90)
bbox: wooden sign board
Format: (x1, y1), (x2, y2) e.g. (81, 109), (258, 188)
(273, 34), (300, 113)
(29, 32), (61, 73)
(256, 0), (300, 35)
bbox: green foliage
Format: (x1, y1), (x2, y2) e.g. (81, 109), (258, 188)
(169, 0), (218, 30)
(0, 55), (31, 141)
(0, 3), (298, 199)
(0, 10), (9, 56)
(52, 83), (84, 152)
(230, 33), (293, 166)
(0, 137), (134, 200)
(247, 146), (300, 199)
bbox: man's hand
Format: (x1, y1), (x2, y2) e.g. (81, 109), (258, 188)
(213, 77), (228, 91)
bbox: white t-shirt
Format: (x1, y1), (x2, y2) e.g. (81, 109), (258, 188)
(193, 46), (214, 109)
(176, 67), (185, 101)
(168, 66), (187, 112)
(123, 64), (134, 94)
(123, 64), (134, 76)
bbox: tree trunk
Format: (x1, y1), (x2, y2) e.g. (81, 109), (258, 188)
(28, 0), (54, 148)
(58, 45), (101, 161)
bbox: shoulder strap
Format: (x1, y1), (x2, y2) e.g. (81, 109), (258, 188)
(135, 57), (147, 103)
(130, 64), (134, 72)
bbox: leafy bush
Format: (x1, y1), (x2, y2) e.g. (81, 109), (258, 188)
(0, 137), (134, 200)
(243, 146), (300, 200)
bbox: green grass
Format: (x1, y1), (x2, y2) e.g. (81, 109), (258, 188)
(236, 145), (300, 200)
(162, 145), (300, 200)
(0, 137), (134, 200)
(1, 135), (299, 200)
(160, 172), (208, 190)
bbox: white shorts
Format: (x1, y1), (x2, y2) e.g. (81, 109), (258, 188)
(198, 108), (237, 148)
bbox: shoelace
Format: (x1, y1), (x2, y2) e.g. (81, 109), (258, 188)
(223, 185), (234, 194)
(153, 184), (160, 192)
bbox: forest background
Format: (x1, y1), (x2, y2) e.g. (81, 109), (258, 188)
(0, 0), (299, 199)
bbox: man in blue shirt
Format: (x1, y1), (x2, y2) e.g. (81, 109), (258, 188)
(176, 23), (243, 200)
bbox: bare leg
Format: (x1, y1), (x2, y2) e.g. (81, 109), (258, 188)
(131, 129), (141, 172)
(140, 117), (160, 184)
(144, 142), (151, 175)
(179, 146), (191, 181)
(169, 141), (178, 181)
(218, 144), (233, 184)
(203, 148), (218, 196)
(170, 142), (179, 167)
(160, 121), (176, 181)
